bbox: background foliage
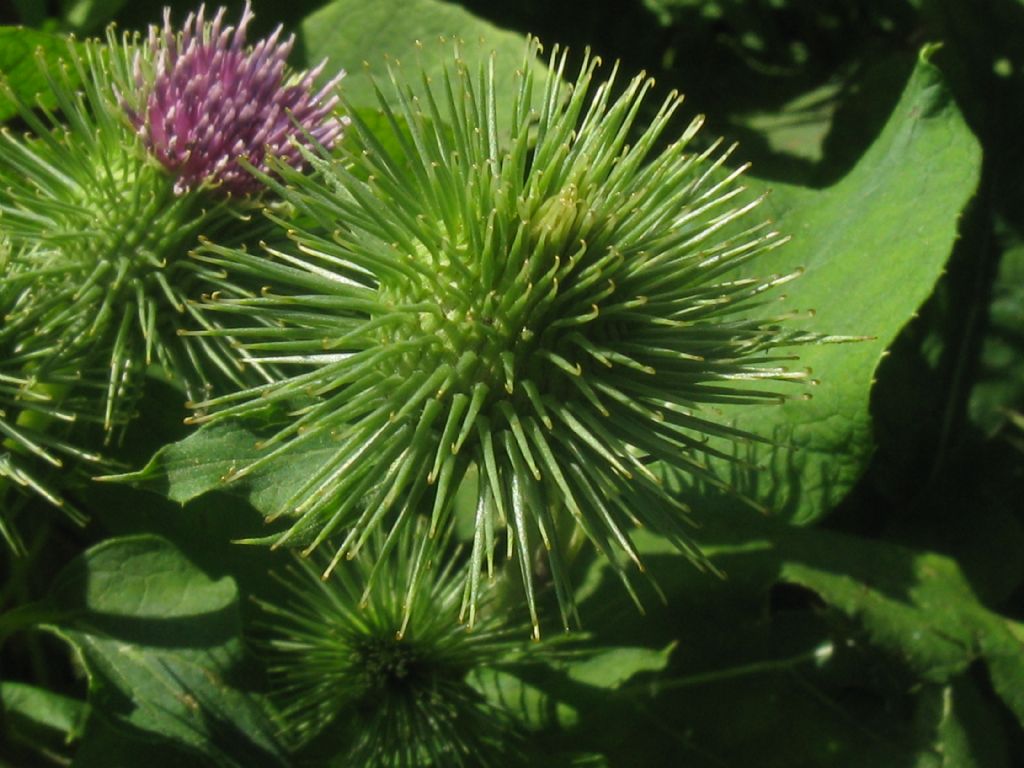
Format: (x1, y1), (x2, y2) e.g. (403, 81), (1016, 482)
(1, 0), (1022, 765)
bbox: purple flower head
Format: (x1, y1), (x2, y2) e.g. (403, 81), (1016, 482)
(131, 2), (346, 196)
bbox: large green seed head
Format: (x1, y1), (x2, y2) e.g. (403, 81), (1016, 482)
(195, 41), (828, 634)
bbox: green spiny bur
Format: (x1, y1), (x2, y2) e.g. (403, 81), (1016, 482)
(0, 6), (344, 539)
(256, 519), (526, 766)
(193, 40), (834, 635)
(0, 35), (257, 544)
(0, 37), (261, 425)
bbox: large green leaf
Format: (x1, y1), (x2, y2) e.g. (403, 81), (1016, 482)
(299, 0), (544, 135)
(40, 536), (288, 766)
(671, 46), (982, 523)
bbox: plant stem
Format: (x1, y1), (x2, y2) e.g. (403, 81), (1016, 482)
(620, 641), (835, 696)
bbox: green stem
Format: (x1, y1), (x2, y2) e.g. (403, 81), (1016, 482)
(620, 641), (834, 697)
(0, 603), (68, 647)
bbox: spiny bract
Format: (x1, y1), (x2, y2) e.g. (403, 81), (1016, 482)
(194, 42), (826, 634)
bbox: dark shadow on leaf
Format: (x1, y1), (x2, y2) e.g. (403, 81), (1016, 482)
(67, 606), (241, 651)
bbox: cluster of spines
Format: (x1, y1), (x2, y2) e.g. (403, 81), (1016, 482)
(0, 233), (106, 549)
(256, 520), (524, 767)
(1, 34), (256, 425)
(0, 5), (347, 541)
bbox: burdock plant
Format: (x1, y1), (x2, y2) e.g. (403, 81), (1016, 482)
(0, 3), (343, 537)
(192, 43), (830, 634)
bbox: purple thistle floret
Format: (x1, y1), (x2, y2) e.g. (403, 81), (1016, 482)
(131, 2), (346, 196)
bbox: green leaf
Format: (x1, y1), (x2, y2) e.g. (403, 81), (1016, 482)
(299, 0), (545, 135)
(110, 420), (338, 518)
(0, 681), (85, 754)
(0, 27), (79, 123)
(543, 513), (1019, 765)
(109, 421), (270, 504)
(47, 535), (238, 634)
(470, 642), (675, 731)
(675, 45), (982, 523)
(471, 667), (574, 730)
(41, 536), (288, 766)
(565, 643), (676, 690)
(912, 679), (1012, 768)
(777, 533), (1020, 686)
(644, 509), (1024, 726)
